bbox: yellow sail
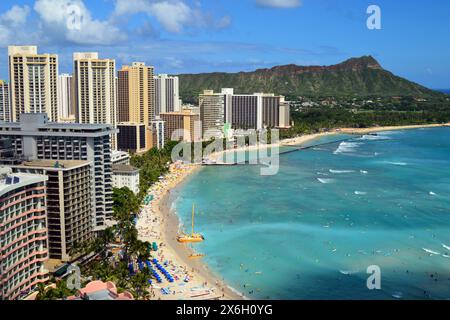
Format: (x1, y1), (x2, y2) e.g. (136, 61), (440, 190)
(177, 203), (205, 243)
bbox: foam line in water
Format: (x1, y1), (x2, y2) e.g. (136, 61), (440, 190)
(317, 178), (335, 184)
(359, 135), (391, 141)
(386, 162), (408, 166)
(422, 248), (440, 255)
(329, 169), (355, 174)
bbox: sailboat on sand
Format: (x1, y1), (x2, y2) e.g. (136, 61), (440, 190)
(177, 204), (205, 243)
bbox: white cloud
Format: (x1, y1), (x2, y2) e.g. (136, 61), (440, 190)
(34, 0), (127, 45)
(0, 5), (30, 27)
(114, 0), (230, 33)
(256, 0), (302, 8)
(0, 5), (33, 46)
(149, 1), (192, 33)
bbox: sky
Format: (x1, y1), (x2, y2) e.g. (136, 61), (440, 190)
(0, 0), (449, 88)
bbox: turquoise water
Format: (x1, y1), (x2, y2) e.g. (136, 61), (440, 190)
(172, 128), (450, 300)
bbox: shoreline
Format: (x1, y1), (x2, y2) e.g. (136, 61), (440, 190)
(137, 163), (243, 300)
(137, 122), (450, 300)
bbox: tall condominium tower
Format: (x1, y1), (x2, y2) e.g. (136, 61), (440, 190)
(73, 52), (117, 149)
(199, 90), (226, 138)
(0, 113), (117, 232)
(0, 80), (10, 122)
(57, 74), (75, 121)
(13, 160), (93, 262)
(117, 62), (154, 152)
(8, 46), (58, 122)
(118, 62), (155, 124)
(154, 74), (181, 115)
(0, 168), (49, 300)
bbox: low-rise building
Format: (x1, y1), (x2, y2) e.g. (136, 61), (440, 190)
(67, 280), (134, 300)
(112, 150), (130, 165)
(112, 164), (140, 194)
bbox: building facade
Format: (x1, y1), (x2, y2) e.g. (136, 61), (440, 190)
(112, 165), (140, 195)
(199, 90), (225, 138)
(160, 110), (201, 143)
(13, 160), (93, 262)
(57, 74), (75, 122)
(200, 88), (291, 137)
(73, 52), (117, 149)
(0, 168), (49, 300)
(117, 62), (155, 152)
(8, 46), (58, 122)
(150, 119), (165, 149)
(118, 62), (155, 124)
(111, 150), (130, 165)
(154, 74), (181, 115)
(0, 113), (117, 231)
(0, 81), (10, 122)
(117, 123), (148, 153)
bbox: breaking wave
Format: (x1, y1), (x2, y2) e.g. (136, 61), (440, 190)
(317, 178), (335, 184)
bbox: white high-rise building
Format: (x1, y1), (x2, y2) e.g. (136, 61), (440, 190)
(8, 46), (58, 122)
(154, 74), (181, 115)
(0, 81), (10, 122)
(73, 52), (117, 149)
(57, 74), (75, 121)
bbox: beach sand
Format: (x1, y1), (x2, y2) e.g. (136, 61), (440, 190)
(137, 163), (243, 300)
(338, 123), (450, 135)
(136, 122), (450, 300)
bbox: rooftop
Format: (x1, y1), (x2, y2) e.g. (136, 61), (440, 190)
(0, 114), (117, 136)
(112, 164), (139, 173)
(67, 281), (134, 301)
(0, 169), (47, 196)
(14, 160), (91, 170)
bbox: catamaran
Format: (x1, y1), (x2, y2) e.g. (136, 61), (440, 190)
(177, 204), (205, 243)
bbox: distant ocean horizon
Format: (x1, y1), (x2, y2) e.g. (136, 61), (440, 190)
(436, 89), (450, 94)
(173, 128), (450, 300)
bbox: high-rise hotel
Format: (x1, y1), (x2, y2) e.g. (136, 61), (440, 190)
(117, 62), (155, 153)
(0, 168), (49, 300)
(0, 80), (10, 122)
(154, 74), (181, 115)
(0, 113), (116, 232)
(73, 52), (117, 149)
(200, 88), (291, 137)
(13, 160), (93, 262)
(57, 74), (75, 122)
(8, 46), (58, 123)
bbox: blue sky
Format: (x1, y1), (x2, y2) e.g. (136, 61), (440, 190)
(0, 0), (449, 88)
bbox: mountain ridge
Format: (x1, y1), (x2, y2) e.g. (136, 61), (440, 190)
(177, 56), (440, 99)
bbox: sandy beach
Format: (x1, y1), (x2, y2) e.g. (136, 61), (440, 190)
(338, 123), (450, 135)
(136, 122), (450, 300)
(136, 162), (244, 300)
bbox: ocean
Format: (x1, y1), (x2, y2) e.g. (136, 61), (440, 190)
(172, 127), (450, 300)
